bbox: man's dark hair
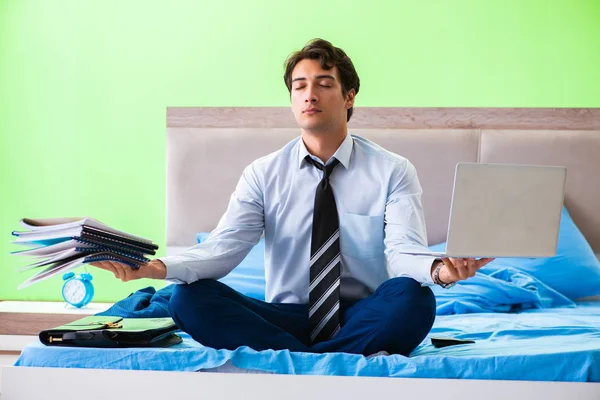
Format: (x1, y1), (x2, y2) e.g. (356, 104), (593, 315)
(284, 38), (360, 122)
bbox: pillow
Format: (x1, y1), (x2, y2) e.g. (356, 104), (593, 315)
(430, 206), (600, 301)
(197, 233), (266, 301)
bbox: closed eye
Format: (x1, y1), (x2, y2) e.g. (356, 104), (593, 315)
(294, 84), (331, 90)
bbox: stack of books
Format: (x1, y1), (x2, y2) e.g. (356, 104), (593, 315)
(11, 217), (158, 288)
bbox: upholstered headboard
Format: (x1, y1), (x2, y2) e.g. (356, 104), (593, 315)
(165, 107), (600, 256)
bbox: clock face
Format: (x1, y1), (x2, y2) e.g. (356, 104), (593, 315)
(63, 279), (86, 304)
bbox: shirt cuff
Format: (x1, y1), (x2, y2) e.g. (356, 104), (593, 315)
(156, 256), (188, 284)
(419, 256), (438, 287)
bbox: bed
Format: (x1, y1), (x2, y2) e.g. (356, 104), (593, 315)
(3, 107), (600, 399)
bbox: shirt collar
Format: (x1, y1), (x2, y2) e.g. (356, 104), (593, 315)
(298, 133), (353, 169)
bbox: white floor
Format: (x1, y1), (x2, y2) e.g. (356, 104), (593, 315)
(0, 335), (38, 393)
(2, 366), (600, 400)
(0, 355), (19, 395)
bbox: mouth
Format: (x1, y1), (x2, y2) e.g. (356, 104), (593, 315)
(303, 108), (322, 115)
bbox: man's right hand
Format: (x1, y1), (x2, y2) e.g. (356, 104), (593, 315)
(88, 259), (167, 282)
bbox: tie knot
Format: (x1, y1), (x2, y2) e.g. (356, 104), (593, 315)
(306, 156), (340, 179)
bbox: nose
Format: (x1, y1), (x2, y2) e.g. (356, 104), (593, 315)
(304, 85), (318, 104)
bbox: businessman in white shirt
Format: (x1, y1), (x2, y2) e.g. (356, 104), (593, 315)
(92, 38), (493, 356)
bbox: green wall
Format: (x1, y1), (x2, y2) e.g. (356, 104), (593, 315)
(1, 0), (599, 302)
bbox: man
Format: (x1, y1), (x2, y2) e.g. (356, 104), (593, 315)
(91, 39), (494, 356)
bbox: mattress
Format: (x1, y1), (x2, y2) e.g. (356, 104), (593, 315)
(15, 301), (600, 382)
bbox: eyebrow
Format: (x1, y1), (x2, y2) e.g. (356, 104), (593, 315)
(291, 74), (336, 83)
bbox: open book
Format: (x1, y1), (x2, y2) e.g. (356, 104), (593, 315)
(11, 217), (159, 289)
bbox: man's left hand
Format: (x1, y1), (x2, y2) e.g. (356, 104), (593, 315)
(432, 257), (495, 284)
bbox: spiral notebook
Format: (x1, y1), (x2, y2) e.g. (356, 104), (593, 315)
(12, 217), (158, 250)
(11, 217), (159, 289)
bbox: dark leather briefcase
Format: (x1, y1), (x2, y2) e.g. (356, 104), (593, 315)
(39, 315), (182, 348)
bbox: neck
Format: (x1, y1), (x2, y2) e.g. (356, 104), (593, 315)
(301, 126), (347, 164)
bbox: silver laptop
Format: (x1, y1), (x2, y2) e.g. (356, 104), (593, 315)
(403, 162), (566, 258)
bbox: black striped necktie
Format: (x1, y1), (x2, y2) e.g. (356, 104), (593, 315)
(306, 156), (342, 344)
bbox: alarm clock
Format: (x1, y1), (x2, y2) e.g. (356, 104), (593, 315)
(62, 271), (94, 308)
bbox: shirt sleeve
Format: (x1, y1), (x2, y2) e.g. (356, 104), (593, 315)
(384, 159), (436, 285)
(157, 163), (265, 284)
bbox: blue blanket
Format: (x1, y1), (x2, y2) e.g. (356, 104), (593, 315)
(16, 302), (600, 381)
(96, 285), (173, 318)
(431, 267), (575, 314)
(46, 267), (591, 381)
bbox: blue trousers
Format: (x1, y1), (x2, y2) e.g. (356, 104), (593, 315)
(169, 277), (436, 356)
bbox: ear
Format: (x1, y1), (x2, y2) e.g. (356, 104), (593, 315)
(345, 88), (356, 109)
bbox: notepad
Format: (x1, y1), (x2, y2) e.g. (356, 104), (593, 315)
(11, 217), (159, 289)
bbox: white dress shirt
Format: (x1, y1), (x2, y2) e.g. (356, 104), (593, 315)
(160, 133), (437, 303)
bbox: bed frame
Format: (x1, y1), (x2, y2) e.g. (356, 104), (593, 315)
(3, 107), (600, 399)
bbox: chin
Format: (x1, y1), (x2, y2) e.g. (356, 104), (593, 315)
(300, 117), (330, 130)
(300, 122), (328, 132)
